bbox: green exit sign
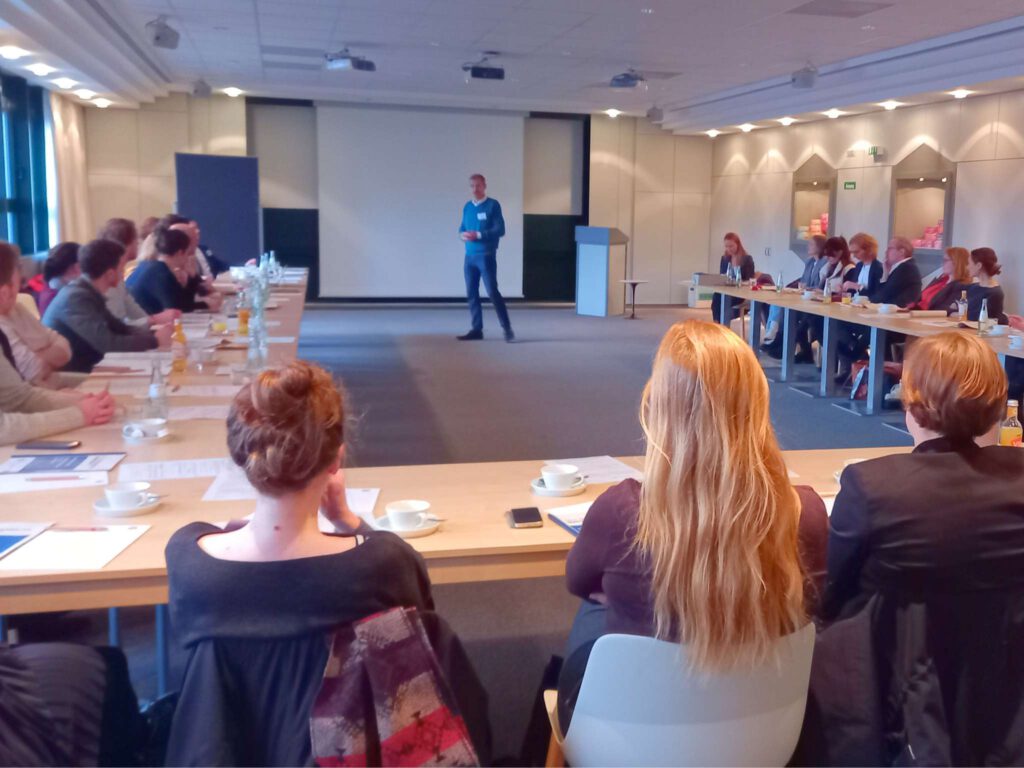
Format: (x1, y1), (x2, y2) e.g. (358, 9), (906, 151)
(844, 181), (857, 190)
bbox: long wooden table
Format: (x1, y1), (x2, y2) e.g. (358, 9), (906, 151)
(713, 285), (1023, 414)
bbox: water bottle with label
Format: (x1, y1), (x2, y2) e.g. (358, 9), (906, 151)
(978, 297), (990, 335)
(956, 290), (968, 321)
(775, 270), (783, 293)
(147, 359), (168, 419)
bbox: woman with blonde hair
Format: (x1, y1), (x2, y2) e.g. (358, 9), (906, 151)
(557, 320), (827, 728)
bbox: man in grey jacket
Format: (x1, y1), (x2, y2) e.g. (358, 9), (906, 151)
(43, 239), (171, 373)
(0, 243), (114, 444)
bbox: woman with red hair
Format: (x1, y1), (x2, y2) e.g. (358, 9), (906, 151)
(711, 232), (756, 324)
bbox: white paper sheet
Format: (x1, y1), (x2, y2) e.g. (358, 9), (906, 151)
(169, 385), (240, 398)
(0, 524), (149, 571)
(168, 405), (231, 421)
(118, 458), (229, 482)
(545, 456), (643, 484)
(0, 523), (52, 560)
(81, 380), (149, 396)
(0, 471), (108, 494)
(214, 366), (233, 376)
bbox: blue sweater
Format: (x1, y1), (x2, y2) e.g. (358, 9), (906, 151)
(459, 198), (505, 255)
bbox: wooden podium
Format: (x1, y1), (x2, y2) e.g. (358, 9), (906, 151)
(575, 226), (629, 317)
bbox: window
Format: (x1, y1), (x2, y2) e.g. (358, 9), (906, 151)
(0, 70), (51, 254)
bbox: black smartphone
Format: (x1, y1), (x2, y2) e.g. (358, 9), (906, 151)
(506, 506), (544, 529)
(14, 440), (82, 450)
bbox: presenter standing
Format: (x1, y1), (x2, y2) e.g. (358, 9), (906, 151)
(458, 173), (514, 342)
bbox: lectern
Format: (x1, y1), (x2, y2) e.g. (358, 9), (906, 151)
(575, 226), (629, 317)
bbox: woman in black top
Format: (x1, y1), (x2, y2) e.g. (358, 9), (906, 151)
(164, 361), (435, 765)
(126, 228), (203, 314)
(963, 246), (1007, 323)
(711, 232), (755, 324)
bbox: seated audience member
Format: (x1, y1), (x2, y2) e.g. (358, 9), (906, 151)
(557, 320), (826, 730)
(762, 234), (826, 347)
(0, 243), (71, 387)
(98, 217), (180, 329)
(711, 232), (756, 324)
(43, 239), (171, 373)
(0, 247), (114, 444)
(793, 236), (853, 364)
(868, 236), (923, 307)
(841, 233), (883, 297)
(165, 362), (483, 765)
(127, 228), (212, 314)
(912, 246), (970, 311)
(138, 215), (159, 242)
(28, 242), (80, 316)
(805, 332), (1024, 764)
(168, 219), (225, 311)
(961, 247), (1006, 323)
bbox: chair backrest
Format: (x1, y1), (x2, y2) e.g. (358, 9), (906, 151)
(564, 624), (815, 767)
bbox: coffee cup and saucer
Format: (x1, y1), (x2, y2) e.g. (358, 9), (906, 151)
(94, 482), (161, 517)
(122, 418), (169, 444)
(375, 499), (440, 539)
(531, 464), (586, 497)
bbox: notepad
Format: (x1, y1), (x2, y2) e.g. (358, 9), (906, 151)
(0, 453), (125, 474)
(118, 458), (230, 482)
(0, 523), (51, 560)
(545, 456), (642, 485)
(547, 502), (593, 537)
(0, 525), (149, 571)
(168, 405), (231, 421)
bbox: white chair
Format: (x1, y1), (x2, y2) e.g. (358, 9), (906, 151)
(545, 624), (815, 767)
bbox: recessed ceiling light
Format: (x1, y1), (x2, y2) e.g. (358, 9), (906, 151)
(430, 41), (440, 47)
(93, 98), (112, 108)
(824, 108), (842, 119)
(604, 108), (622, 118)
(0, 46), (30, 60)
(222, 86), (243, 97)
(941, 177), (948, 183)
(861, 24), (876, 30)
(918, 177), (925, 182)
(949, 88), (972, 99)
(641, 7), (654, 14)
(879, 100), (902, 110)
(739, 123), (755, 132)
(24, 62), (56, 77)
(74, 89), (96, 100)
(705, 129), (720, 138)
(778, 116), (796, 126)
(52, 77), (77, 89)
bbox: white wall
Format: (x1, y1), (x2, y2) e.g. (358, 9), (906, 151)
(247, 103), (318, 209)
(316, 104), (525, 298)
(708, 90), (1024, 309)
(84, 93), (246, 235)
(524, 118), (583, 216)
(589, 115), (712, 304)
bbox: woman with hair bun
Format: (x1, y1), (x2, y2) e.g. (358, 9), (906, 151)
(962, 246), (1006, 323)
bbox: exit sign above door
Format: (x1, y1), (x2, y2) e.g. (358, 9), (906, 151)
(843, 181), (857, 190)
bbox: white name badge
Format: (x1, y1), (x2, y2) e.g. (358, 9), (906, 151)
(477, 212), (487, 221)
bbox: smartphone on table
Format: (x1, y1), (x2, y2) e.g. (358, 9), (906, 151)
(506, 507), (544, 529)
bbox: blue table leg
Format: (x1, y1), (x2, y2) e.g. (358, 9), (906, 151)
(820, 318), (839, 397)
(747, 300), (761, 349)
(0, 615), (6, 643)
(155, 604), (169, 696)
(719, 293), (730, 326)
(780, 308), (797, 382)
(866, 327), (888, 415)
(108, 607), (120, 646)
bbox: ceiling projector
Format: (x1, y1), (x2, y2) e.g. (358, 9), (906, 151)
(791, 65), (818, 89)
(462, 53), (504, 81)
(145, 15), (179, 50)
(610, 69), (646, 89)
(324, 48), (376, 72)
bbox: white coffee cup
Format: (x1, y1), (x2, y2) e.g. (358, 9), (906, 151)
(122, 418), (167, 440)
(801, 290), (814, 300)
(853, 295), (869, 306)
(105, 481), (152, 510)
(877, 303), (897, 314)
(541, 463), (582, 490)
(1009, 334), (1023, 349)
(385, 499), (430, 530)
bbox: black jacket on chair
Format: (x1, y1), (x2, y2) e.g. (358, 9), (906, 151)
(867, 258), (923, 307)
(850, 260), (884, 297)
(797, 438), (1024, 765)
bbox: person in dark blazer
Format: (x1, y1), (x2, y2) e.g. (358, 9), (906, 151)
(963, 247), (1007, 323)
(711, 232), (756, 324)
(126, 228), (203, 315)
(867, 236), (923, 307)
(841, 232), (883, 297)
(798, 332), (1024, 765)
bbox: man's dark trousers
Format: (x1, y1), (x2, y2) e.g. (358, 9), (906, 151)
(465, 251), (511, 332)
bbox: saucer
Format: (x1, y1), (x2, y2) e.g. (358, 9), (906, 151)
(531, 476), (586, 497)
(93, 494), (161, 517)
(123, 428), (170, 445)
(374, 516), (440, 539)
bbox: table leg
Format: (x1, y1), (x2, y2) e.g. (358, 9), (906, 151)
(629, 284), (638, 319)
(108, 607), (120, 646)
(866, 327), (888, 415)
(999, 353), (1007, 368)
(820, 318), (839, 397)
(747, 300), (761, 349)
(780, 308), (797, 382)
(718, 293), (730, 326)
(156, 604), (169, 696)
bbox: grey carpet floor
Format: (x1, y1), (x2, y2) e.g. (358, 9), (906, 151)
(21, 305), (911, 762)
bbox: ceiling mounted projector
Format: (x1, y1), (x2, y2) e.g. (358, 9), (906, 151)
(462, 53), (504, 81)
(791, 65), (818, 89)
(192, 79), (212, 97)
(324, 48), (376, 72)
(610, 68), (647, 89)
(145, 15), (180, 50)
(646, 105), (664, 123)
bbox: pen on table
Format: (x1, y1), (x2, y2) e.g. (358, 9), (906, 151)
(26, 475), (84, 482)
(54, 526), (108, 532)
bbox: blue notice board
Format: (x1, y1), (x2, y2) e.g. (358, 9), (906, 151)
(175, 153), (260, 266)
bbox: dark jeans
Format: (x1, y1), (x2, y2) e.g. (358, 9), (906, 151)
(464, 251), (511, 332)
(711, 293), (744, 324)
(556, 600), (609, 734)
